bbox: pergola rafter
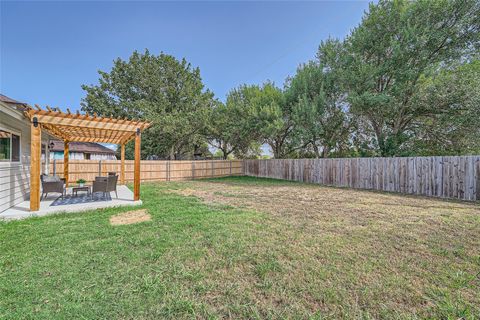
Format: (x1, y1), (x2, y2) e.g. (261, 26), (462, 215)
(25, 105), (151, 211)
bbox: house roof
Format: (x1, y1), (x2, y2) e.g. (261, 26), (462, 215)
(49, 140), (116, 154)
(0, 94), (26, 106)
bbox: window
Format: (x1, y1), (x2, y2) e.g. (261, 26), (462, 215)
(0, 130), (10, 161)
(0, 129), (21, 162)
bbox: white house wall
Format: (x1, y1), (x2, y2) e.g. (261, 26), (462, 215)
(0, 105), (52, 212)
(90, 153), (117, 160)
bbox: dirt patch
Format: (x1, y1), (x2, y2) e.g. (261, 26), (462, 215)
(172, 181), (479, 224)
(109, 209), (151, 226)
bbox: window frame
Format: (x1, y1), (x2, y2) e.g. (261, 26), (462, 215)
(0, 126), (21, 164)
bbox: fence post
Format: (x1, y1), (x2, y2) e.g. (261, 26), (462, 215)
(98, 160), (102, 176)
(53, 159), (56, 176)
(167, 161), (170, 181)
(192, 160), (195, 179)
(211, 160), (214, 178)
(476, 158), (480, 200)
(229, 160), (232, 175)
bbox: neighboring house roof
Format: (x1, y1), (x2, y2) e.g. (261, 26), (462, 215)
(50, 140), (116, 154)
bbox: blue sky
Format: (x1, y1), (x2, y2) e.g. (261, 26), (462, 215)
(1, 1), (369, 110)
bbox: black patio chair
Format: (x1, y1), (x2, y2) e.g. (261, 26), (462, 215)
(106, 174), (118, 198)
(40, 174), (66, 200)
(92, 174), (118, 199)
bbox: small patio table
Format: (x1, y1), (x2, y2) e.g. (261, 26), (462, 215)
(72, 185), (91, 197)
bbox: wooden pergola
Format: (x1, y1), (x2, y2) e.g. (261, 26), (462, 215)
(24, 106), (150, 211)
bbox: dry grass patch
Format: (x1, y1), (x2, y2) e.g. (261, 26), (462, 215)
(109, 209), (151, 225)
(169, 178), (480, 318)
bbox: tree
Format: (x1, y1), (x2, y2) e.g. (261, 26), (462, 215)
(233, 141), (264, 159)
(206, 84), (279, 159)
(286, 39), (350, 158)
(206, 100), (247, 160)
(408, 60), (480, 155)
(81, 50), (214, 159)
(255, 83), (299, 159)
(342, 0), (480, 156)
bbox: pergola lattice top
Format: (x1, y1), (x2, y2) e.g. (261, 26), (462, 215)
(24, 105), (151, 144)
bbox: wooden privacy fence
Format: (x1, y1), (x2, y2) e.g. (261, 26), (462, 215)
(244, 156), (480, 201)
(47, 160), (243, 183)
(43, 157), (480, 201)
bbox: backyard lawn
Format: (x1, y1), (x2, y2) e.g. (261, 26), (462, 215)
(1, 176), (479, 319)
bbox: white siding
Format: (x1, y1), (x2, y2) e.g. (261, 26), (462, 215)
(90, 153), (117, 160)
(0, 105), (51, 212)
(0, 162), (30, 212)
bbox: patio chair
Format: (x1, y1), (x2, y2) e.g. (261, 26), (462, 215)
(92, 174), (118, 199)
(40, 174), (66, 200)
(106, 174), (118, 198)
(92, 177), (108, 199)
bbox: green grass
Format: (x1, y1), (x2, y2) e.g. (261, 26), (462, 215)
(1, 176), (479, 319)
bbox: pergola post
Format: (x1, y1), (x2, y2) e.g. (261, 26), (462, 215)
(120, 143), (125, 185)
(30, 118), (41, 211)
(64, 141), (69, 187)
(134, 129), (141, 201)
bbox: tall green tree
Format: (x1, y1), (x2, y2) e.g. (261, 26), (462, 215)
(207, 84), (280, 159)
(286, 39), (350, 158)
(343, 0), (480, 156)
(207, 85), (269, 159)
(409, 60), (480, 155)
(206, 100), (247, 160)
(256, 83), (300, 159)
(81, 50), (214, 159)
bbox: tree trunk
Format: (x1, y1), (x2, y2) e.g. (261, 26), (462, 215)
(321, 146), (330, 158)
(312, 144), (321, 158)
(221, 142), (230, 160)
(272, 143), (281, 159)
(374, 128), (388, 157)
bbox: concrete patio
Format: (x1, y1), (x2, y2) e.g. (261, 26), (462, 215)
(0, 185), (142, 220)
